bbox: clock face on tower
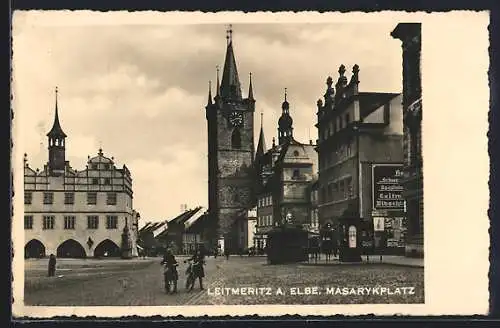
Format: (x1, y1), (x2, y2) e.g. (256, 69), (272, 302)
(229, 111), (243, 127)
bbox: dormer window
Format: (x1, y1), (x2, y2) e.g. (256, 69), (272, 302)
(293, 150), (299, 157)
(91, 163), (98, 170)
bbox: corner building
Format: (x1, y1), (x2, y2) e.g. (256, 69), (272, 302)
(205, 31), (256, 252)
(315, 65), (404, 247)
(24, 89), (139, 259)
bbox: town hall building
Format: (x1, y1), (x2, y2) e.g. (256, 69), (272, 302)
(24, 88), (140, 259)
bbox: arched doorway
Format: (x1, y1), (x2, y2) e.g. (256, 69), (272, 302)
(56, 239), (86, 258)
(94, 239), (121, 258)
(25, 239), (46, 258)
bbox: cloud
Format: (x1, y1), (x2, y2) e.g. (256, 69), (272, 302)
(13, 14), (402, 221)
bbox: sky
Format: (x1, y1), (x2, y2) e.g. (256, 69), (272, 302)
(12, 13), (403, 225)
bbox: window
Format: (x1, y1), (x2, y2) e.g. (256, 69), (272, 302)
(24, 215), (33, 229)
(104, 164), (110, 170)
(87, 216), (99, 229)
(292, 169), (300, 179)
(347, 178), (353, 199)
(43, 192), (53, 205)
(231, 129), (242, 149)
(91, 163), (98, 170)
(24, 192), (32, 205)
(64, 192), (74, 205)
(43, 216), (55, 230)
(293, 150), (300, 157)
(64, 216), (76, 229)
(92, 178), (99, 185)
(107, 192), (117, 205)
(104, 178), (111, 185)
(87, 192), (97, 205)
(106, 215), (118, 229)
(345, 113), (350, 125)
(339, 180), (345, 198)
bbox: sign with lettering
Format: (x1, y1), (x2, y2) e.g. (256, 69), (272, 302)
(372, 164), (404, 211)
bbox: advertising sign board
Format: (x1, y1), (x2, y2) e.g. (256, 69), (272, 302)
(372, 164), (405, 211)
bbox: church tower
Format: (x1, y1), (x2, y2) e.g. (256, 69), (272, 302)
(47, 87), (67, 176)
(205, 26), (256, 252)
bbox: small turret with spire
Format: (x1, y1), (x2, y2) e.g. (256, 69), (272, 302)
(347, 64), (360, 96)
(206, 80), (213, 106)
(278, 88), (294, 145)
(47, 87), (67, 175)
(323, 76), (335, 110)
(335, 65), (348, 103)
(248, 72), (254, 101)
(256, 111), (266, 158)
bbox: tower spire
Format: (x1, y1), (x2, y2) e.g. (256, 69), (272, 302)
(216, 65), (220, 97)
(256, 111), (266, 158)
(278, 87), (293, 145)
(226, 24), (233, 45)
(47, 86), (67, 175)
(207, 80), (213, 105)
(47, 86), (67, 139)
(220, 25), (242, 101)
(248, 72), (254, 100)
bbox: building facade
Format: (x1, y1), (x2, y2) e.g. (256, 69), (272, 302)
(205, 29), (256, 252)
(24, 90), (139, 258)
(309, 180), (320, 234)
(391, 23), (424, 257)
(254, 93), (318, 249)
(315, 65), (404, 249)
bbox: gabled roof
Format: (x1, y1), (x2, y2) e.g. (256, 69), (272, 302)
(185, 213), (211, 233)
(358, 92), (400, 119)
(169, 206), (204, 226)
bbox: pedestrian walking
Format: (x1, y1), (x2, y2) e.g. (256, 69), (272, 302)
(48, 253), (56, 277)
(224, 248), (230, 260)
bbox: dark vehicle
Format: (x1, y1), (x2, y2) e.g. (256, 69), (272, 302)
(266, 225), (309, 264)
(184, 257), (205, 290)
(161, 261), (178, 294)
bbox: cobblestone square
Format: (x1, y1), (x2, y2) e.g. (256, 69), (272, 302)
(25, 256), (424, 306)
